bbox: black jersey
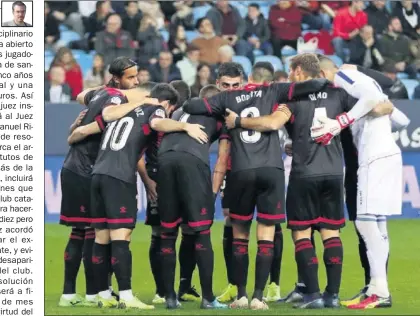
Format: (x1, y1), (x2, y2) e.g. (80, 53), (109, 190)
(62, 88), (128, 177)
(284, 85), (357, 178)
(158, 108), (225, 166)
(145, 131), (164, 170)
(93, 105), (166, 184)
(183, 80), (328, 172)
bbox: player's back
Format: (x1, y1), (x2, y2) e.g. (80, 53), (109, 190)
(93, 104), (165, 183)
(285, 85), (350, 178)
(63, 88), (128, 177)
(159, 108), (222, 166)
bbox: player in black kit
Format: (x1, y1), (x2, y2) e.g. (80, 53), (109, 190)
(183, 62), (327, 310)
(58, 57), (139, 307)
(225, 53), (356, 309)
(157, 84), (229, 310)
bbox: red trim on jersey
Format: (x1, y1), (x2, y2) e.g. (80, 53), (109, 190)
(272, 103), (279, 112)
(230, 213), (253, 221)
(107, 218), (135, 224)
(216, 121), (223, 132)
(219, 134), (230, 140)
(288, 82), (296, 100)
(104, 87), (124, 97)
(232, 241), (248, 246)
(290, 114), (295, 123)
(70, 234), (84, 240)
(199, 229), (211, 235)
(142, 124), (151, 136)
(257, 212), (285, 220)
(60, 215), (91, 223)
(90, 217), (107, 223)
(288, 217), (345, 226)
(188, 220), (213, 227)
(243, 83), (270, 92)
(203, 98), (212, 114)
(227, 155), (232, 170)
(320, 217), (345, 225)
(95, 115), (105, 131)
(258, 243), (274, 248)
(161, 217), (183, 228)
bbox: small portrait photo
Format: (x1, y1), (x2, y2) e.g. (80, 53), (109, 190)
(1, 0), (33, 27)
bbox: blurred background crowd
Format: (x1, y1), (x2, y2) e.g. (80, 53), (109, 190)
(44, 0), (420, 103)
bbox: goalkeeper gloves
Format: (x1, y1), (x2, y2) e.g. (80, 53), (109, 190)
(310, 113), (354, 145)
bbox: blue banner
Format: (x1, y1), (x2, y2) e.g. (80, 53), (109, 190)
(44, 153), (420, 223)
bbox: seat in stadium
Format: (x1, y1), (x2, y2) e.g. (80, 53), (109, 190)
(230, 2), (248, 18)
(185, 30), (199, 42)
(75, 53), (94, 77)
(59, 24), (69, 32)
(397, 72), (409, 80)
(281, 46), (297, 57)
(327, 55), (343, 67)
(260, 6), (269, 19)
(60, 31), (81, 45)
(401, 79), (418, 99)
(160, 30), (169, 42)
(232, 55), (252, 76)
(192, 5), (211, 23)
(253, 49), (264, 57)
(255, 55), (283, 71)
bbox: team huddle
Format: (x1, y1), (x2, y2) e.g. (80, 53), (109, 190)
(57, 53), (409, 311)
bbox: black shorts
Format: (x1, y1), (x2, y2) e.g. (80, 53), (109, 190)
(158, 151), (214, 233)
(59, 168), (92, 228)
(344, 164), (358, 221)
(90, 174), (138, 230)
(286, 175), (345, 231)
(144, 166), (160, 227)
(229, 167), (286, 226)
(220, 170), (232, 210)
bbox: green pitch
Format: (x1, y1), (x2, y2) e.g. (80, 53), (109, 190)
(45, 220), (420, 315)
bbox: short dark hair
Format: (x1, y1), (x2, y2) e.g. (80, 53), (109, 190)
(138, 66), (150, 73)
(381, 61), (397, 74)
(290, 53), (320, 78)
(249, 3), (260, 10)
(138, 81), (157, 92)
(199, 84), (221, 98)
(274, 70), (288, 81)
(96, 1), (106, 10)
(12, 1), (25, 11)
(217, 62), (244, 79)
(108, 56), (137, 77)
(253, 61), (274, 75)
(252, 62), (274, 82)
(125, 1), (137, 6)
(170, 80), (191, 110)
(150, 83), (179, 106)
(195, 17), (210, 30)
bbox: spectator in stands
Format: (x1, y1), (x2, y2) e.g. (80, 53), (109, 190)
(382, 62), (409, 99)
(206, 0), (253, 61)
(393, 0), (420, 40)
(364, 0), (391, 35)
(191, 63), (215, 97)
(138, 0), (165, 30)
(45, 66), (72, 103)
(409, 25), (420, 70)
(149, 51), (182, 83)
(332, 0), (367, 62)
(85, 1), (111, 51)
(168, 24), (188, 64)
(176, 44), (200, 86)
(46, 1), (84, 35)
(45, 2), (61, 52)
(273, 70), (288, 82)
(217, 45), (235, 64)
(192, 18), (229, 65)
(297, 1), (325, 30)
(49, 47), (83, 100)
(319, 1), (349, 29)
(95, 13), (135, 66)
(269, 0), (302, 59)
(137, 14), (165, 65)
(78, 1), (96, 21)
(379, 17), (417, 79)
(137, 66), (151, 85)
(121, 1), (144, 40)
(171, 0), (195, 31)
(244, 3), (273, 55)
(84, 54), (106, 89)
(349, 24), (384, 70)
(104, 65), (113, 84)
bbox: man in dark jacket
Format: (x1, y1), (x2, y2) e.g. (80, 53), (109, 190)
(206, 0), (253, 61)
(349, 25), (384, 70)
(85, 1), (111, 51)
(243, 3), (273, 55)
(46, 1), (84, 35)
(382, 62), (409, 99)
(149, 51), (182, 83)
(121, 1), (143, 39)
(364, 1), (390, 35)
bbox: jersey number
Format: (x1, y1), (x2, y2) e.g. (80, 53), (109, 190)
(240, 107), (261, 143)
(101, 117), (134, 151)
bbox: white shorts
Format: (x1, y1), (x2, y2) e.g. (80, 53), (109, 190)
(357, 154), (403, 216)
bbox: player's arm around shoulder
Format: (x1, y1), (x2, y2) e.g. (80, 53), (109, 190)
(67, 120), (102, 145)
(76, 85), (104, 105)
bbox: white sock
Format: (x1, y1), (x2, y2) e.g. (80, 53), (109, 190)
(62, 294), (76, 300)
(119, 289), (134, 301)
(85, 294), (97, 301)
(98, 289), (112, 299)
(356, 215), (390, 297)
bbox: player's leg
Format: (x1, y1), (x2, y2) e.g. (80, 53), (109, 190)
(82, 227), (97, 306)
(178, 224), (200, 302)
(264, 223), (283, 302)
(229, 170), (257, 309)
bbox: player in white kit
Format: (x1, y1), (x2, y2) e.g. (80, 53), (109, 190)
(311, 65), (410, 309)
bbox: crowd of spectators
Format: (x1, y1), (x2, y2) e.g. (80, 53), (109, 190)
(45, 0), (420, 102)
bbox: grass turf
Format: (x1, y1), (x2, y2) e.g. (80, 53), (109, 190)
(45, 220), (420, 315)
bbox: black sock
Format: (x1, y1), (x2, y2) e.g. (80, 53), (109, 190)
(179, 233), (196, 293)
(356, 228), (370, 286)
(253, 240), (274, 301)
(295, 238), (319, 295)
(311, 230), (316, 251)
(92, 242), (110, 293)
(161, 232), (177, 299)
(83, 228), (96, 295)
(270, 224), (283, 285)
(63, 228), (85, 294)
(107, 243), (113, 289)
(195, 230), (215, 302)
(223, 226), (234, 285)
(149, 235), (165, 297)
(111, 240), (132, 291)
(232, 238), (249, 298)
(323, 237), (343, 294)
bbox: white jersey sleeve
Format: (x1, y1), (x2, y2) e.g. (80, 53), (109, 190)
(390, 107), (410, 130)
